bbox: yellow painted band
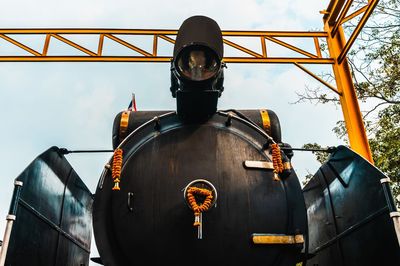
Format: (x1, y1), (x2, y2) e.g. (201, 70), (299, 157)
(119, 111), (130, 142)
(252, 234), (304, 244)
(283, 162), (292, 170)
(260, 109), (271, 134)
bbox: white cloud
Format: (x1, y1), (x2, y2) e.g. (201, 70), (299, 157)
(1, 0), (329, 29)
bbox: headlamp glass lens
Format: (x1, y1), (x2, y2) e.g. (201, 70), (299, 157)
(177, 47), (219, 81)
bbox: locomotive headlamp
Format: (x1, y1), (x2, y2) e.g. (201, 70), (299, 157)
(171, 16), (225, 120)
(175, 45), (220, 82)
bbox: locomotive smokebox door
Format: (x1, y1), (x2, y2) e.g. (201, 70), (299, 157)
(93, 112), (307, 266)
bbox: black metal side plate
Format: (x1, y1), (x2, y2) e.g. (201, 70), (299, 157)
(303, 145), (400, 266)
(5, 146), (93, 266)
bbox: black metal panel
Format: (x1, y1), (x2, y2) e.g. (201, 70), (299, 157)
(173, 16), (223, 59)
(176, 90), (219, 120)
(5, 146), (93, 266)
(56, 235), (90, 266)
(112, 110), (170, 149)
(112, 109), (282, 149)
(6, 205), (59, 265)
(59, 169), (92, 251)
(302, 169), (342, 266)
(303, 145), (400, 266)
(233, 109), (282, 143)
(94, 112), (307, 266)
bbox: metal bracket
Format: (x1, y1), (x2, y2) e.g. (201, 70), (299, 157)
(252, 233), (304, 245)
(154, 116), (161, 131)
(5, 215), (16, 221)
(390, 212), (400, 247)
(244, 160), (292, 170)
(14, 180), (23, 187)
(127, 192), (134, 212)
(225, 113), (233, 126)
(244, 160), (274, 170)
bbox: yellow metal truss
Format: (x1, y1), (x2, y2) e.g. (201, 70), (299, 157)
(0, 0), (379, 162)
(0, 29), (332, 64)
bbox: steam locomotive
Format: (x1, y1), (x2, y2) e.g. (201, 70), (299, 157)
(92, 16), (306, 265)
(1, 15), (399, 266)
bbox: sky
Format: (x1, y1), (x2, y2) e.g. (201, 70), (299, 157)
(0, 0), (347, 263)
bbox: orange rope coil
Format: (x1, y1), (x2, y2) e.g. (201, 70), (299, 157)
(271, 143), (284, 181)
(186, 187), (213, 227)
(112, 148), (123, 191)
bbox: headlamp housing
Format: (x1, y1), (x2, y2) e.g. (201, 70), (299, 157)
(170, 16), (224, 97)
(170, 16), (224, 121)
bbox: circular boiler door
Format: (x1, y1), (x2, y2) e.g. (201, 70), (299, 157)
(93, 112), (305, 266)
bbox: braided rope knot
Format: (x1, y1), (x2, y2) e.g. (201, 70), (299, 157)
(271, 143), (284, 181)
(112, 148), (123, 191)
(186, 187), (214, 227)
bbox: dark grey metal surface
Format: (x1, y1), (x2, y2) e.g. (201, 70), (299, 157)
(112, 109), (282, 149)
(112, 110), (170, 149)
(229, 109), (282, 143)
(94, 112), (307, 266)
(303, 145), (400, 266)
(5, 146), (93, 266)
(173, 16), (223, 59)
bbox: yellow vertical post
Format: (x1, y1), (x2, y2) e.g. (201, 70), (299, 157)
(325, 23), (374, 163)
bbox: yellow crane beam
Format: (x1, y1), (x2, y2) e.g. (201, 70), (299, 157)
(0, 30), (331, 64)
(322, 0), (379, 163)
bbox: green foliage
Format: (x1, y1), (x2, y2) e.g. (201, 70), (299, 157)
(349, 1), (399, 202)
(302, 174), (314, 187)
(302, 143), (331, 164)
(300, 0), (400, 202)
(369, 104), (400, 198)
(300, 143), (332, 186)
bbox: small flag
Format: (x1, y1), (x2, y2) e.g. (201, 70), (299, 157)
(128, 93), (137, 111)
(132, 93), (137, 111)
